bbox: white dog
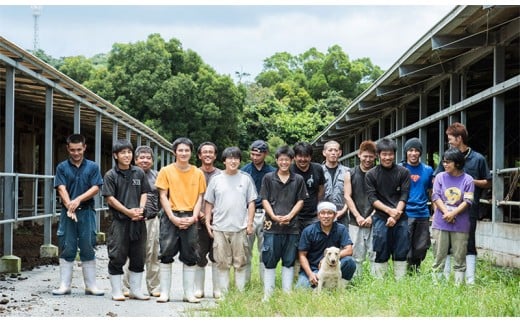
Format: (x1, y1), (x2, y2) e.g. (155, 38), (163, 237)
(316, 246), (343, 292)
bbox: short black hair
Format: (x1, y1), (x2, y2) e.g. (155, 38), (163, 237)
(376, 138), (397, 154)
(112, 139), (133, 158)
(197, 141), (218, 155)
(66, 134), (85, 145)
(172, 137), (194, 153)
(443, 148), (466, 170)
(293, 141), (313, 157)
(221, 146), (242, 162)
(275, 145), (295, 159)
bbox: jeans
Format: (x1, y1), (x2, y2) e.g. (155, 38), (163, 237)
(57, 207), (97, 262)
(262, 233), (299, 269)
(295, 256), (356, 288)
(372, 216), (409, 263)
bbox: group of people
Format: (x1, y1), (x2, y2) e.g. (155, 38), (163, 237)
(341, 122), (490, 286)
(51, 121), (491, 303)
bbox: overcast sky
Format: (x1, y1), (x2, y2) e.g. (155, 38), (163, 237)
(0, 3), (455, 82)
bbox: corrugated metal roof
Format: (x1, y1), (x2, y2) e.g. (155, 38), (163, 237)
(312, 5), (520, 147)
(0, 36), (172, 151)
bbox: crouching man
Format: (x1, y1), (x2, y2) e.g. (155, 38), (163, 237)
(296, 201), (356, 288)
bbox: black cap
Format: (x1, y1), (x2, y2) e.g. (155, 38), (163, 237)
(250, 140), (268, 153)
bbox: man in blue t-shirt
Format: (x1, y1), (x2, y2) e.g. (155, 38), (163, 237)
(241, 140), (276, 283)
(53, 134), (104, 296)
(296, 201), (356, 289)
(400, 138), (434, 274)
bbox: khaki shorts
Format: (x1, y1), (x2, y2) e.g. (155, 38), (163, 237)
(213, 229), (250, 270)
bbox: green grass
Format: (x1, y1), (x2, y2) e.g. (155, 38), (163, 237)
(202, 243), (520, 317)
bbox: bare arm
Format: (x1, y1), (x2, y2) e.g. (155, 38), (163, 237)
(57, 184), (99, 212)
(246, 200), (255, 235)
(106, 195), (144, 221)
(299, 250), (318, 286)
(433, 199), (470, 224)
(204, 201), (214, 238)
(339, 244), (353, 258)
(159, 189), (179, 227)
(344, 171), (363, 225)
(280, 200), (304, 225)
(317, 184), (325, 201)
(474, 179), (491, 189)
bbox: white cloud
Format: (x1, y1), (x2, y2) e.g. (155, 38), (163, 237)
(1, 5), (453, 81)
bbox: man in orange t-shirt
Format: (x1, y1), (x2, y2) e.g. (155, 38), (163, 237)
(155, 137), (206, 304)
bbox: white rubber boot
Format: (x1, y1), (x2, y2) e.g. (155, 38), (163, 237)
(393, 261), (407, 281)
(259, 262), (265, 283)
(454, 271), (465, 286)
(234, 267), (247, 292)
(244, 263), (252, 283)
(281, 266), (293, 293)
(465, 255), (476, 285)
(217, 268), (230, 297)
(443, 255), (451, 280)
(52, 259), (73, 295)
(262, 268), (276, 302)
(432, 271), (444, 285)
(212, 263), (222, 299)
(194, 265), (205, 298)
(109, 274), (125, 301)
(129, 271), (150, 300)
(371, 262), (388, 279)
(156, 263), (172, 303)
(122, 260), (130, 297)
(82, 260), (104, 296)
(354, 260), (363, 278)
(182, 265), (200, 303)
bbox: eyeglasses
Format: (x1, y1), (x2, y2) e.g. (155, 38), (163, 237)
(442, 159), (454, 164)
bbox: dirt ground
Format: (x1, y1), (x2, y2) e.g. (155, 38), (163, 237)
(0, 223), (59, 272)
(0, 216), (110, 272)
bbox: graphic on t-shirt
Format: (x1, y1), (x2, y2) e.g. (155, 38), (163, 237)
(306, 174), (314, 188)
(445, 187), (462, 205)
(410, 174), (420, 182)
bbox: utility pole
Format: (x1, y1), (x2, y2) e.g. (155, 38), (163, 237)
(31, 5), (42, 52)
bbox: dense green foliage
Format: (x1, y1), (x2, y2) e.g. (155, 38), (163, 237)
(33, 34), (383, 155)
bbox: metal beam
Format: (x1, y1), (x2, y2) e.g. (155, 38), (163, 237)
(43, 87), (54, 245)
(0, 52), (171, 151)
(399, 64), (445, 78)
(376, 85), (419, 97)
(3, 66), (15, 255)
(492, 45), (505, 223)
(432, 32), (497, 50)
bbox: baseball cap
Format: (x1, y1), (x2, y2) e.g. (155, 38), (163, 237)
(250, 140), (268, 153)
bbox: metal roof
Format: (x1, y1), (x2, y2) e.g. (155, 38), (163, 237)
(312, 5), (520, 148)
(0, 36), (172, 151)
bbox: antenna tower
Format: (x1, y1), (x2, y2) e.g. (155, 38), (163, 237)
(31, 5), (42, 52)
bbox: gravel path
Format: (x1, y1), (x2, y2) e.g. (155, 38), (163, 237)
(0, 245), (216, 317)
